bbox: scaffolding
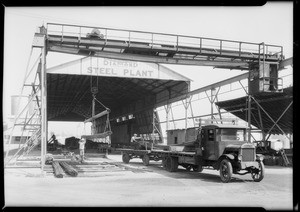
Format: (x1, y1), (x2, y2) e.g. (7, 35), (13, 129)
(4, 26), (47, 170)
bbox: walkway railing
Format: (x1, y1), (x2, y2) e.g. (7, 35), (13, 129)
(46, 23), (284, 61)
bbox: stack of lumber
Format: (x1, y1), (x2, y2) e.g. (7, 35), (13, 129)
(59, 161), (78, 177)
(52, 161), (64, 178)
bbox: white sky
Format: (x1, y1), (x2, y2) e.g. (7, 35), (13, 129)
(3, 3), (293, 137)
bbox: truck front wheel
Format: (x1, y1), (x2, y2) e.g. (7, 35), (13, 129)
(251, 161), (265, 182)
(219, 159), (233, 183)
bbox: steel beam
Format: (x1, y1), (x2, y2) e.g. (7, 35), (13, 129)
(279, 57), (293, 70)
(156, 73), (249, 108)
(48, 45), (249, 68)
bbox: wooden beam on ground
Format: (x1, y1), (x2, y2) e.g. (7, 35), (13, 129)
(52, 161), (64, 178)
(59, 161), (78, 177)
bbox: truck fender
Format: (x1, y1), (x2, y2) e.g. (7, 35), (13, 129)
(256, 154), (264, 161)
(215, 154), (235, 170)
(221, 154), (235, 160)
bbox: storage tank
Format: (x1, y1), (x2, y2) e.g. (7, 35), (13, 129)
(11, 95), (35, 116)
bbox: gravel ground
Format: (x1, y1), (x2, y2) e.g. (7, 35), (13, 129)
(3, 153), (294, 209)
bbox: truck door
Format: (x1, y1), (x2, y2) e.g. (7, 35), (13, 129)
(202, 128), (216, 160)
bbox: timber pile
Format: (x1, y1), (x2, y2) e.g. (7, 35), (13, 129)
(52, 161), (64, 178)
(59, 161), (78, 177)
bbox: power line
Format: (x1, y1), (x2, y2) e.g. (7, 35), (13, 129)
(7, 10), (124, 30)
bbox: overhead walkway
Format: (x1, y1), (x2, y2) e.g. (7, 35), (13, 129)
(45, 23), (284, 70)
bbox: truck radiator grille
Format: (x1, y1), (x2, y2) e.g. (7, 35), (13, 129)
(241, 148), (255, 161)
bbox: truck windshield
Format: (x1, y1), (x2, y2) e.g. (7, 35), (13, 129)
(216, 128), (246, 142)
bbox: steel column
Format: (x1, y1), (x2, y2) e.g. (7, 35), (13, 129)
(40, 37), (47, 172)
(247, 95), (252, 143)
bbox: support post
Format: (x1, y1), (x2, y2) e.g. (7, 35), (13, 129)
(165, 104), (171, 132)
(257, 104), (266, 149)
(211, 89), (215, 121)
(247, 95), (252, 143)
(92, 95), (96, 134)
(40, 36), (47, 172)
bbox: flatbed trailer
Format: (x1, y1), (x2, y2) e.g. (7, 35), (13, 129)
(117, 148), (157, 166)
(118, 148), (201, 172)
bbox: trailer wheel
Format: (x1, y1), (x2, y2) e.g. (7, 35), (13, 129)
(219, 159), (233, 183)
(251, 161), (265, 182)
(142, 154), (150, 166)
(122, 153), (130, 164)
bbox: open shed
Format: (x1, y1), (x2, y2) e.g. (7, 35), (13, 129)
(47, 56), (191, 145)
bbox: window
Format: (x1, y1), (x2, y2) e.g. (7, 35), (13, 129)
(208, 129), (214, 141)
(174, 137), (178, 144)
(216, 128), (246, 142)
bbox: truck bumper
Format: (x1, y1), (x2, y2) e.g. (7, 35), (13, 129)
(240, 161), (260, 170)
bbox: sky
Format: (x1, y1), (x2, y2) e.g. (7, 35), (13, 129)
(3, 3), (293, 138)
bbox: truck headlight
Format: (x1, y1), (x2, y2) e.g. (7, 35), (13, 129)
(256, 154), (264, 161)
(238, 155), (242, 161)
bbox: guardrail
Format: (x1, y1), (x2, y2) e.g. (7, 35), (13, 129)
(46, 23), (284, 60)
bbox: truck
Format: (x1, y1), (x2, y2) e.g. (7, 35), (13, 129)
(119, 120), (265, 183)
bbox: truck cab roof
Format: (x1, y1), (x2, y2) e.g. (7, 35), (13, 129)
(202, 124), (248, 129)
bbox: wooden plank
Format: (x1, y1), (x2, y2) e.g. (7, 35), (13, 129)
(84, 110), (110, 123)
(81, 131), (112, 139)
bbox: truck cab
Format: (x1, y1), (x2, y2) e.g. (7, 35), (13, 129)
(196, 122), (265, 182)
(199, 124), (248, 160)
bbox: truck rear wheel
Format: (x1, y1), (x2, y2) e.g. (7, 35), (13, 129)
(142, 154), (150, 166)
(165, 156), (178, 172)
(219, 159), (233, 183)
(192, 165), (203, 172)
(162, 157), (167, 169)
(251, 161), (265, 182)
(122, 153), (130, 164)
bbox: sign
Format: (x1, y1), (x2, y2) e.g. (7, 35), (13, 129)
(47, 56), (190, 81)
(82, 57), (160, 79)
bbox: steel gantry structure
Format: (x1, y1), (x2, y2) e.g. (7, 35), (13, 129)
(5, 22), (291, 171)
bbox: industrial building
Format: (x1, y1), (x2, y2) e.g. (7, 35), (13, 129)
(4, 23), (293, 170)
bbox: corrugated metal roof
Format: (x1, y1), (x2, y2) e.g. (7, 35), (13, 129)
(216, 87), (293, 134)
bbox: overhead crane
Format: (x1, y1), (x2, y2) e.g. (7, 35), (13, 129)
(45, 23), (284, 70)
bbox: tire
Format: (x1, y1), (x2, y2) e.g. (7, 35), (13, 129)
(183, 164), (192, 171)
(122, 153), (130, 164)
(192, 165), (203, 172)
(142, 154), (150, 166)
(251, 161), (265, 182)
(171, 157), (178, 172)
(219, 159), (233, 183)
(162, 157), (167, 169)
(165, 156), (178, 172)
(165, 157), (172, 172)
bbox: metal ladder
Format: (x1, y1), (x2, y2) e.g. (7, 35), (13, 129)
(6, 129), (41, 165)
(279, 149), (290, 166)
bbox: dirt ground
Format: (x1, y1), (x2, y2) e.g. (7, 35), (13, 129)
(4, 152), (294, 209)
